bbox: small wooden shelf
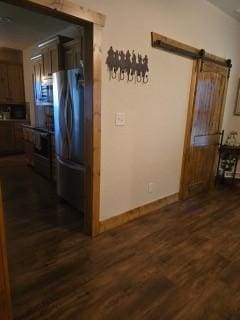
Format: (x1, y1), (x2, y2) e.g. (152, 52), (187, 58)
(216, 143), (240, 184)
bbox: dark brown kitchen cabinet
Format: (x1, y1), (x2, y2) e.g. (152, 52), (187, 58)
(23, 126), (34, 166)
(13, 122), (24, 151)
(33, 55), (43, 83)
(42, 47), (52, 77)
(0, 122), (15, 153)
(7, 64), (25, 104)
(42, 44), (61, 77)
(0, 64), (9, 103)
(40, 36), (72, 77)
(50, 45), (60, 74)
(0, 121), (26, 155)
(63, 39), (83, 70)
(0, 63), (25, 104)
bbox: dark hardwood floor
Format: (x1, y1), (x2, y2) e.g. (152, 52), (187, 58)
(1, 155), (240, 319)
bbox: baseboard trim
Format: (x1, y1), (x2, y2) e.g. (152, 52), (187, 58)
(99, 192), (179, 233)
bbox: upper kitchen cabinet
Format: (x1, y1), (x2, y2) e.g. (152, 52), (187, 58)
(31, 54), (43, 104)
(0, 64), (9, 102)
(41, 47), (52, 77)
(63, 38), (83, 70)
(7, 64), (25, 104)
(32, 54), (43, 82)
(39, 36), (72, 77)
(0, 62), (25, 104)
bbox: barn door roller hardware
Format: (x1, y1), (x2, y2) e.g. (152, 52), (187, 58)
(198, 49), (232, 70)
(151, 32), (232, 73)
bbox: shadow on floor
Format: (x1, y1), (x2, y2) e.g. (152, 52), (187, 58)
(0, 155), (85, 319)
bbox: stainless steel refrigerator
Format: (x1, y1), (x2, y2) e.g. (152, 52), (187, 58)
(53, 67), (85, 212)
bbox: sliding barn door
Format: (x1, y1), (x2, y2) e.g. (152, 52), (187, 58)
(180, 60), (229, 199)
(0, 186), (12, 319)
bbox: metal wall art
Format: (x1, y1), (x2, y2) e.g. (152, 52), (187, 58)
(106, 46), (149, 84)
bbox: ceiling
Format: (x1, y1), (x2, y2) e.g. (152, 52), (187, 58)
(0, 2), (73, 50)
(207, 0), (240, 22)
(2, 1), (239, 50)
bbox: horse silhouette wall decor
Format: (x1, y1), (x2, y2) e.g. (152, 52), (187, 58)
(106, 47), (149, 84)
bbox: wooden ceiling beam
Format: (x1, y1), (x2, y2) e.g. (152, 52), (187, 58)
(1, 0), (106, 26)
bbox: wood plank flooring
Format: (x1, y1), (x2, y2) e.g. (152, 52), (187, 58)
(1, 155), (240, 319)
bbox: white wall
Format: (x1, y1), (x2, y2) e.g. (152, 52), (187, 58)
(70, 0), (240, 221)
(23, 0), (240, 221)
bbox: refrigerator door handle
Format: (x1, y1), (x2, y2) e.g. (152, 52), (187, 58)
(65, 83), (74, 158)
(68, 92), (73, 143)
(59, 85), (65, 141)
(60, 82), (69, 159)
(64, 83), (71, 158)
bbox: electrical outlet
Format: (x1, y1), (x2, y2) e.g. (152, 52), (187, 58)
(148, 182), (154, 193)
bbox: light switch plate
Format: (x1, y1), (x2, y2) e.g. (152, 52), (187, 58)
(115, 112), (126, 126)
(148, 182), (154, 193)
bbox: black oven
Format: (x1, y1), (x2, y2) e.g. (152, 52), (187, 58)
(33, 132), (50, 159)
(33, 130), (52, 179)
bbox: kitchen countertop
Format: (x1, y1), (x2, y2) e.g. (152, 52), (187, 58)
(0, 119), (28, 122)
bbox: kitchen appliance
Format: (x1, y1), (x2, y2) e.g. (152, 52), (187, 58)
(35, 75), (53, 106)
(10, 104), (26, 119)
(35, 105), (54, 132)
(53, 66), (85, 212)
(0, 106), (11, 120)
(0, 105), (26, 120)
(40, 80), (53, 104)
(2, 111), (10, 120)
(32, 129), (52, 179)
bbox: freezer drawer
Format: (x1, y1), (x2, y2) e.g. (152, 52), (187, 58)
(56, 157), (85, 212)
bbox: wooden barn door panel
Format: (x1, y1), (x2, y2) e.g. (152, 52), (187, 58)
(180, 60), (229, 199)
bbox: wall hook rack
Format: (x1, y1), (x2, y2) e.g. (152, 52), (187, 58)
(106, 47), (149, 84)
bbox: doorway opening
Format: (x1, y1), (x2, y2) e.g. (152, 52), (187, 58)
(0, 1), (103, 318)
